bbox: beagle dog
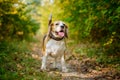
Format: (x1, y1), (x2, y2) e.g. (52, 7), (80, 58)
(41, 15), (68, 72)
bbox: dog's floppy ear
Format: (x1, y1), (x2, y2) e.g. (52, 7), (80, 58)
(65, 24), (68, 38)
(47, 14), (52, 37)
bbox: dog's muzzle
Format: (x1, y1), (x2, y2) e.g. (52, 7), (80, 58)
(55, 30), (65, 37)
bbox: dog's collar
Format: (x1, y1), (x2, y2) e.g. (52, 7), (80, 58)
(49, 33), (64, 41)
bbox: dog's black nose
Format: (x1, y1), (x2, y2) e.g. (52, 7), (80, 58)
(61, 25), (64, 28)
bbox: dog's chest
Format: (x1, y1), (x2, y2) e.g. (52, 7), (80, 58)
(46, 39), (66, 57)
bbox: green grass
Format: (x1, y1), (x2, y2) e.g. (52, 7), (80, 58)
(72, 42), (120, 65)
(0, 41), (60, 80)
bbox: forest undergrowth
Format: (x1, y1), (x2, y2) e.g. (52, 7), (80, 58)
(0, 40), (120, 80)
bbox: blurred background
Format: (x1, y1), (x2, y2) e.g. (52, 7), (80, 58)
(0, 0), (120, 79)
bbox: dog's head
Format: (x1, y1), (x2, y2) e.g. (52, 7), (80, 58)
(49, 21), (68, 38)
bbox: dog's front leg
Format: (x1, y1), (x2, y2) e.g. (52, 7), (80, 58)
(41, 54), (48, 71)
(61, 55), (68, 72)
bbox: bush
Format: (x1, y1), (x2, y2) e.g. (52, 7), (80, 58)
(0, 0), (40, 41)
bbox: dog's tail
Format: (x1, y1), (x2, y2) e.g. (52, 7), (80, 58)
(47, 14), (52, 37)
(42, 14), (52, 55)
(48, 14), (52, 26)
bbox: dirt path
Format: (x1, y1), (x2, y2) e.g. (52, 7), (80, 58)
(31, 42), (120, 80)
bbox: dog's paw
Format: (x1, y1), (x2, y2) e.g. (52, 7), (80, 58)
(40, 68), (48, 72)
(41, 66), (46, 71)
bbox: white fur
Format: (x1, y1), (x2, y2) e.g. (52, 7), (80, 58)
(41, 39), (68, 72)
(55, 21), (65, 32)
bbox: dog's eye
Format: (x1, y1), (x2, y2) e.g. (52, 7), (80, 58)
(63, 24), (65, 26)
(55, 23), (59, 25)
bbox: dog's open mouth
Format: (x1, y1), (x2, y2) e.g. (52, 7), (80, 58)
(55, 30), (65, 37)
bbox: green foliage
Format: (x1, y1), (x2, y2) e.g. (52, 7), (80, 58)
(56, 0), (120, 62)
(0, 0), (40, 41)
(58, 0), (94, 40)
(0, 41), (28, 80)
(73, 42), (120, 64)
(0, 41), (60, 80)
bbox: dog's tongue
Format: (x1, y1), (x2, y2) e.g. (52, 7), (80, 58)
(58, 32), (64, 37)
